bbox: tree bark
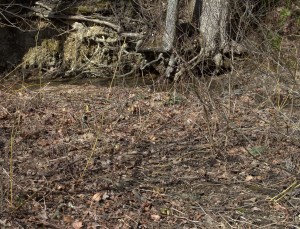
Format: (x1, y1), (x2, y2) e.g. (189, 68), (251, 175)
(199, 0), (229, 55)
(185, 0), (230, 71)
(163, 0), (179, 52)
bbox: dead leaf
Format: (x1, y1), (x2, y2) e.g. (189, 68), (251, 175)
(0, 106), (8, 119)
(38, 209), (48, 220)
(255, 176), (262, 181)
(77, 194), (85, 199)
(251, 207), (261, 211)
(63, 215), (73, 223)
(245, 175), (254, 181)
(92, 192), (102, 202)
(58, 128), (64, 138)
(218, 172), (230, 179)
(149, 135), (156, 142)
(0, 219), (10, 227)
(273, 203), (286, 211)
(78, 133), (94, 142)
(102, 192), (109, 200)
(37, 138), (49, 147)
(151, 214), (161, 221)
(72, 220), (83, 229)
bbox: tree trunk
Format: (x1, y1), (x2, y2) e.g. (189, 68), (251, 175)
(163, 0), (179, 52)
(199, 0), (229, 55)
(164, 0), (231, 72)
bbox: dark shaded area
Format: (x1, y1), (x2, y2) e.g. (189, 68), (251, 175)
(0, 27), (59, 73)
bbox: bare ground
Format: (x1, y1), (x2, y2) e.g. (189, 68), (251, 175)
(0, 72), (299, 228)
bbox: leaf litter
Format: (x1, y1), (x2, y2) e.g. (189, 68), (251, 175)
(0, 75), (299, 228)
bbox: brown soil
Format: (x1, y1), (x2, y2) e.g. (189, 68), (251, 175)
(0, 72), (299, 228)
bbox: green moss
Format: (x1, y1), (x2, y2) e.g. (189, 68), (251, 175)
(77, 2), (110, 14)
(63, 0), (111, 14)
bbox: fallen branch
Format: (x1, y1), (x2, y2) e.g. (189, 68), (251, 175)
(34, 13), (121, 32)
(140, 53), (164, 70)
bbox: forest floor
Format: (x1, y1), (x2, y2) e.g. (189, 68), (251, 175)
(0, 70), (300, 228)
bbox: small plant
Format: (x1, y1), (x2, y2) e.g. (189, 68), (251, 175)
(267, 31), (282, 50)
(165, 91), (184, 106)
(279, 7), (291, 25)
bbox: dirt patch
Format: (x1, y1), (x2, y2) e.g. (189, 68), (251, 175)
(0, 72), (299, 228)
